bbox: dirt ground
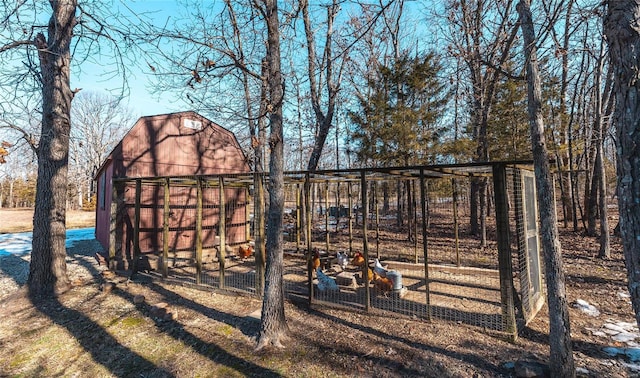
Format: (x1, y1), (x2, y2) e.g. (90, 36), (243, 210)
(0, 208), (95, 233)
(0, 210), (638, 377)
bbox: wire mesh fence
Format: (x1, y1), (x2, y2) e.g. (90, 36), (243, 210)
(110, 162), (542, 338)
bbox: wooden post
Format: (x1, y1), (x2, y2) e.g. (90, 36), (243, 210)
(492, 163), (517, 340)
(452, 178), (460, 267)
(195, 177), (203, 285)
(419, 169), (431, 320)
(361, 171), (370, 311)
(162, 178), (170, 278)
(254, 172), (266, 296)
(109, 180), (120, 271)
(413, 180), (419, 264)
(305, 173), (313, 303)
(325, 181), (330, 254)
(245, 186), (251, 242)
(130, 179), (142, 276)
(296, 183), (301, 253)
(218, 176), (226, 289)
(348, 182), (353, 256)
(374, 182), (380, 259)
(335, 182), (341, 233)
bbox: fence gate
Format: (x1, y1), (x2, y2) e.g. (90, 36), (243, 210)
(514, 168), (545, 323)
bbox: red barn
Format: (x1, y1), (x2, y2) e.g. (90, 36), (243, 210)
(94, 111), (250, 268)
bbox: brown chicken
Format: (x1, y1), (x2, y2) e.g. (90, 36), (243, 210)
(238, 244), (254, 259)
(312, 249), (321, 270)
(373, 272), (393, 294)
(351, 251), (365, 267)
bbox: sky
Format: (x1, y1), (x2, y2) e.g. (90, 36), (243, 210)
(70, 1), (188, 118)
(70, 0), (437, 120)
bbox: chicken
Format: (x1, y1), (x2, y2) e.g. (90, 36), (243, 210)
(94, 252), (107, 266)
(373, 272), (394, 294)
(316, 267), (339, 292)
(238, 244), (254, 259)
(351, 251), (365, 267)
(337, 251), (349, 270)
(312, 248), (321, 270)
(373, 258), (388, 278)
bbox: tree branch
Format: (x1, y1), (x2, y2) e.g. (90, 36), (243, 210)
(0, 39), (33, 54)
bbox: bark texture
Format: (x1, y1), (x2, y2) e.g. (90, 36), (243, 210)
(604, 0), (640, 328)
(28, 0), (78, 298)
(517, 1), (575, 376)
(257, 0), (288, 350)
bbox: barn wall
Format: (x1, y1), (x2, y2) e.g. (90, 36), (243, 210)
(95, 163), (114, 252)
(122, 114), (247, 177)
(118, 182), (248, 257)
(96, 111), (250, 263)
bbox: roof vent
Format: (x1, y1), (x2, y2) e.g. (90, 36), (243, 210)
(184, 119), (202, 130)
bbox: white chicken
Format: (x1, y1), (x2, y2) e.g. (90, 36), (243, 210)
(337, 251), (349, 270)
(316, 267), (339, 292)
(373, 258), (388, 278)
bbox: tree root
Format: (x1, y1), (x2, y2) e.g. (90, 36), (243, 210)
(255, 332), (288, 351)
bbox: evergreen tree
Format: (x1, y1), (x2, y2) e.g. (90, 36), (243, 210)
(487, 75), (531, 160)
(349, 52), (448, 166)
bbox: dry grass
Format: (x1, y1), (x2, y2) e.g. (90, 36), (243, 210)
(0, 208), (95, 233)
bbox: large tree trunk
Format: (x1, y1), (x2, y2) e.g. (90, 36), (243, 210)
(257, 0), (288, 350)
(518, 1), (575, 376)
(604, 0), (640, 328)
(28, 0), (77, 298)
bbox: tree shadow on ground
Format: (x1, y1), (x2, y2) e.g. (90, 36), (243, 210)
(0, 254), (29, 286)
(519, 325), (612, 360)
(114, 281), (283, 377)
(66, 241), (281, 376)
(138, 279), (445, 377)
(290, 300), (507, 375)
(30, 294), (175, 377)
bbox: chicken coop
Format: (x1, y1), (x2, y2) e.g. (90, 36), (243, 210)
(282, 162), (545, 340)
(108, 161), (545, 340)
(95, 111), (251, 271)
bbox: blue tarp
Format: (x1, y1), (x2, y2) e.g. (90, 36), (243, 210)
(0, 228), (95, 257)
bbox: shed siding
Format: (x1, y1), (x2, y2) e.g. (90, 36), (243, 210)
(95, 112), (250, 265)
(95, 163), (114, 252)
(120, 114), (247, 177)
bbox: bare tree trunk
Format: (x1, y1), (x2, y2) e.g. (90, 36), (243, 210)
(557, 1), (575, 228)
(28, 1), (78, 298)
(604, 0), (640, 329)
(470, 179), (479, 234)
(596, 143), (610, 258)
(254, 57), (269, 296)
(479, 178), (488, 247)
(396, 180), (403, 226)
(257, 0), (287, 350)
(301, 0), (341, 172)
(587, 36), (608, 238)
(518, 1), (575, 376)
(586, 156), (599, 236)
(382, 181), (389, 215)
(406, 180), (413, 242)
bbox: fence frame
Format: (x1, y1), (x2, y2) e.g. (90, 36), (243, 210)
(108, 160), (543, 340)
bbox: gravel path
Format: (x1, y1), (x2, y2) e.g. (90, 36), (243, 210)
(0, 238), (105, 300)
